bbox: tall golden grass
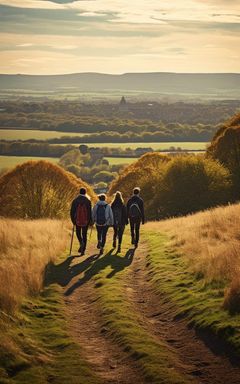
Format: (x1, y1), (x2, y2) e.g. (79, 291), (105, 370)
(145, 203), (240, 312)
(0, 218), (68, 316)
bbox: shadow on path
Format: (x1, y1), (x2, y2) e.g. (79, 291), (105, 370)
(64, 248), (136, 296)
(44, 254), (99, 287)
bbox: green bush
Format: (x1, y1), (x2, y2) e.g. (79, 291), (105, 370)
(93, 170), (116, 183)
(153, 156), (232, 218)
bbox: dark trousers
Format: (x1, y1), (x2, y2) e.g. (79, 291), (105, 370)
(130, 219), (141, 245)
(113, 225), (125, 245)
(76, 225), (88, 251)
(96, 225), (109, 248)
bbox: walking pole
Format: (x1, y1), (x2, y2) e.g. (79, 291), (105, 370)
(69, 225), (74, 256)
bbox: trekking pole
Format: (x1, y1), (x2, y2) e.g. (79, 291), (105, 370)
(69, 225), (75, 256)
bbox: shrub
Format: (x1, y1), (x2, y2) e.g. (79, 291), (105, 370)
(93, 170), (116, 183)
(0, 161), (95, 219)
(153, 156), (232, 217)
(207, 113), (240, 197)
(109, 152), (169, 204)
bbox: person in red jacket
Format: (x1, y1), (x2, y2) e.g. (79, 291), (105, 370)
(70, 187), (92, 256)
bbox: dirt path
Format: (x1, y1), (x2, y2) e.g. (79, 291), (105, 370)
(63, 245), (145, 384)
(127, 242), (240, 384)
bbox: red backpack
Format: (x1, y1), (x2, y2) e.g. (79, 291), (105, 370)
(76, 203), (89, 227)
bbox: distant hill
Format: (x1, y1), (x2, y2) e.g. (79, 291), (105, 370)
(0, 72), (240, 98)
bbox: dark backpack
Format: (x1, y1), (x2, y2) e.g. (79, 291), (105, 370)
(112, 206), (122, 227)
(129, 203), (141, 219)
(76, 202), (89, 227)
(96, 205), (106, 225)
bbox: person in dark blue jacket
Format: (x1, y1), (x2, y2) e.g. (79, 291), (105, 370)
(127, 187), (144, 248)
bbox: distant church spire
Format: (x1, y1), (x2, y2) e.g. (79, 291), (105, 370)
(119, 96), (128, 112)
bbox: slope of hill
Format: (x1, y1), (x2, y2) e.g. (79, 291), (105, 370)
(1, 72), (240, 98)
(1, 203), (240, 383)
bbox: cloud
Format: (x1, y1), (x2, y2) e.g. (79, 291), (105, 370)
(0, 0), (64, 9)
(0, 0), (239, 74)
(69, 0), (240, 24)
(1, 0), (239, 24)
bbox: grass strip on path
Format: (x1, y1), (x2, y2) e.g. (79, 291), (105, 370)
(143, 230), (240, 356)
(85, 236), (190, 384)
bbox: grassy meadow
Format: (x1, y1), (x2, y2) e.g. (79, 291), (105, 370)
(104, 157), (137, 165)
(0, 219), (68, 315)
(1, 204), (240, 382)
(0, 129), (87, 141)
(0, 156), (59, 171)
(0, 219), (99, 384)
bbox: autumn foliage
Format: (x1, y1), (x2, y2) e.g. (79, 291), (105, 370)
(207, 112), (240, 196)
(154, 156), (232, 217)
(109, 152), (170, 214)
(109, 152), (232, 219)
(0, 161), (95, 219)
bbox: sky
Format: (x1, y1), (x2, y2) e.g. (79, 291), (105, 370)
(0, 0), (240, 74)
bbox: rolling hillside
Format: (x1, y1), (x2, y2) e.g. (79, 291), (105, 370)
(1, 72), (240, 98)
(1, 203), (240, 383)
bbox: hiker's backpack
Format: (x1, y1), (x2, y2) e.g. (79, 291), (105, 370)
(96, 205), (107, 225)
(112, 206), (122, 227)
(129, 203), (141, 220)
(76, 202), (89, 227)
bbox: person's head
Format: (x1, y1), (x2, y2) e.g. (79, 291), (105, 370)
(98, 193), (106, 201)
(112, 191), (124, 204)
(79, 187), (86, 195)
(133, 187), (140, 195)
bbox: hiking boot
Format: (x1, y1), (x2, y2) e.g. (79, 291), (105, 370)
(112, 239), (116, 248)
(99, 247), (104, 255)
(134, 242), (138, 248)
(80, 251), (85, 256)
(97, 241), (101, 249)
(117, 246), (121, 253)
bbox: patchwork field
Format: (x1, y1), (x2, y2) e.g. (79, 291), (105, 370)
(0, 129), (87, 141)
(104, 157), (137, 165)
(0, 155), (59, 170)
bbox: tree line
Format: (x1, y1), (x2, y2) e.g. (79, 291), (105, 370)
(0, 141), (152, 158)
(1, 99), (239, 124)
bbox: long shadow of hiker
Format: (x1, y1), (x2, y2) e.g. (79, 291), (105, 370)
(64, 248), (136, 296)
(44, 254), (99, 287)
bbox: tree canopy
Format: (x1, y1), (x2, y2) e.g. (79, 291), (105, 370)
(0, 161), (95, 219)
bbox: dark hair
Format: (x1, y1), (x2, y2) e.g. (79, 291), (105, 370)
(80, 187), (86, 195)
(98, 193), (106, 201)
(111, 191), (124, 205)
(133, 187), (140, 195)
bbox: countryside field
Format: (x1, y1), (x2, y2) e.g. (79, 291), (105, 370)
(0, 155), (59, 170)
(0, 129), (87, 141)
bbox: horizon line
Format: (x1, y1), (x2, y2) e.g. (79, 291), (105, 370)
(1, 71), (240, 76)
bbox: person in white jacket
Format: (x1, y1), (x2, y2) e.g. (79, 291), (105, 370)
(92, 194), (114, 254)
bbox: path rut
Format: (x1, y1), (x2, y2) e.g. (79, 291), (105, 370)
(64, 246), (145, 384)
(126, 242), (240, 384)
